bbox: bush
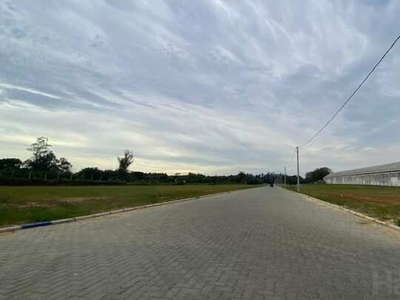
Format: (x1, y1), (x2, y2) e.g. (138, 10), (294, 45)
(0, 177), (126, 186)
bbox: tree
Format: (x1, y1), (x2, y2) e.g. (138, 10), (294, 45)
(117, 150), (134, 179)
(237, 171), (247, 184)
(27, 137), (52, 163)
(305, 167), (332, 183)
(0, 158), (22, 170)
(75, 167), (104, 180)
(26, 137), (72, 172)
(57, 157), (72, 173)
(26, 137), (56, 171)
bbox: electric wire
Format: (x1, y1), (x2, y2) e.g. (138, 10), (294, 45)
(301, 34), (400, 148)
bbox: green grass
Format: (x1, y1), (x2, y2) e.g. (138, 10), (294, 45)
(0, 184), (253, 227)
(286, 184), (400, 223)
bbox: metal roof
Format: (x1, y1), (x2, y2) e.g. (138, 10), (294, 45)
(324, 161), (400, 178)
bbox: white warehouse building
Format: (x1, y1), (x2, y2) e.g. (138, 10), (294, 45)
(324, 161), (400, 187)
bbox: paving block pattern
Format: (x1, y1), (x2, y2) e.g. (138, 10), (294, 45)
(1, 187), (400, 299)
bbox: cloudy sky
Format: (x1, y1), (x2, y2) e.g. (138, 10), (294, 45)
(1, 0), (399, 175)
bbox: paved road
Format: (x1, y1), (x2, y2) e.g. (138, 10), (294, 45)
(1, 187), (400, 300)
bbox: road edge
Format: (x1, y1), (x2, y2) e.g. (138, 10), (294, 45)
(280, 186), (400, 232)
(0, 186), (262, 234)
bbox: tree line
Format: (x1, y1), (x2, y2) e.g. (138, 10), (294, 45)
(0, 137), (331, 186)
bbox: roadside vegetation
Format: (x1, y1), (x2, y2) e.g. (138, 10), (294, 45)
(0, 137), (279, 186)
(0, 184), (253, 227)
(286, 184), (400, 225)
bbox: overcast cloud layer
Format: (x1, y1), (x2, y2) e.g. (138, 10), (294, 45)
(1, 0), (399, 175)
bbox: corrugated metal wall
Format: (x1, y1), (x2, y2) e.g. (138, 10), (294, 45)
(325, 171), (400, 186)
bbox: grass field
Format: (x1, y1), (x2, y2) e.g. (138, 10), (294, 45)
(286, 184), (400, 225)
(0, 184), (253, 227)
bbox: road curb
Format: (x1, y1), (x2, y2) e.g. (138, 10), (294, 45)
(280, 187), (400, 232)
(0, 187), (259, 234)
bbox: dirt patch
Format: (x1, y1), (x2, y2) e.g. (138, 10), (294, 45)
(16, 202), (52, 208)
(59, 197), (111, 203)
(0, 231), (16, 237)
(9, 196), (112, 208)
(356, 219), (373, 225)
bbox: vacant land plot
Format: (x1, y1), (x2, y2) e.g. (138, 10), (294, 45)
(287, 184), (400, 225)
(0, 184), (252, 227)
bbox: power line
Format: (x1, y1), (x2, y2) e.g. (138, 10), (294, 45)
(302, 33), (400, 147)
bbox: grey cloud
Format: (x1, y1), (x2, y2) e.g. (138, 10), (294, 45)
(0, 0), (399, 175)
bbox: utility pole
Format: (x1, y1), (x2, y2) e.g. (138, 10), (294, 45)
(296, 146), (300, 192)
(284, 166), (286, 188)
(284, 144), (300, 192)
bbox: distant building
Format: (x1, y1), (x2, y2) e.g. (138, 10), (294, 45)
(324, 161), (400, 187)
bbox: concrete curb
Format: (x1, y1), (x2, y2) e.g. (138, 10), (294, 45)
(0, 187), (259, 234)
(280, 187), (400, 232)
